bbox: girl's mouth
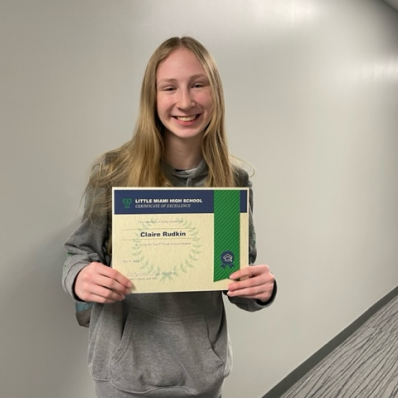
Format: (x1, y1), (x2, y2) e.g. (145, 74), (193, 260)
(174, 115), (199, 122)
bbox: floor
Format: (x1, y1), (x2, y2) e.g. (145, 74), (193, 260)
(280, 295), (398, 398)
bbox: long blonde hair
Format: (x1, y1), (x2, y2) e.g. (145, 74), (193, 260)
(84, 36), (237, 219)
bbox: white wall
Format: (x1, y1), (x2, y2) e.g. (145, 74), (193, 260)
(1, 1), (397, 397)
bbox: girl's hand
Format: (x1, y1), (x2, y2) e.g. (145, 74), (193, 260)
(74, 262), (133, 303)
(227, 264), (275, 303)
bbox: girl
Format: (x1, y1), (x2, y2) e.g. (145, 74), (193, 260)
(63, 36), (276, 398)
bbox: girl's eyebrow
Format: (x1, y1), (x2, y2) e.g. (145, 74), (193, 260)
(157, 78), (177, 84)
(157, 74), (209, 84)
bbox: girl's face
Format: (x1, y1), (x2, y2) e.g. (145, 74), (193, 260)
(156, 48), (214, 143)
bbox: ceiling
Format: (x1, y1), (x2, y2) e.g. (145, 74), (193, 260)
(383, 0), (398, 11)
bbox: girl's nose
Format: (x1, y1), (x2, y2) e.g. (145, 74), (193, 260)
(177, 89), (194, 110)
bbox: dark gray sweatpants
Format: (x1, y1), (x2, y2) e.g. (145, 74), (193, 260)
(95, 380), (224, 398)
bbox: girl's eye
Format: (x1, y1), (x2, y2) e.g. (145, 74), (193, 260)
(193, 83), (204, 88)
(163, 86), (175, 92)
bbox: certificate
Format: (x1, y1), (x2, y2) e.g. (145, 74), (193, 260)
(112, 188), (249, 293)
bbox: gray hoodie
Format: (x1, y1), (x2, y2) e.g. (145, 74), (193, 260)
(63, 161), (275, 398)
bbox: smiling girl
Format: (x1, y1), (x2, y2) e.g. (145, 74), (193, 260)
(63, 36), (276, 398)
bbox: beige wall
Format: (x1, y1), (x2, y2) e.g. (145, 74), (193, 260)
(1, 1), (397, 397)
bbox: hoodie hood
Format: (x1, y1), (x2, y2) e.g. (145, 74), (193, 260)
(163, 159), (208, 187)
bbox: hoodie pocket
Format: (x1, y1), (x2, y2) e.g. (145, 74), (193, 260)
(108, 307), (224, 394)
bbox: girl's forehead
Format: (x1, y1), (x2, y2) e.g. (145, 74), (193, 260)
(157, 48), (207, 80)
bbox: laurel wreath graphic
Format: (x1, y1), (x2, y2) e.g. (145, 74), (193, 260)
(131, 219), (201, 282)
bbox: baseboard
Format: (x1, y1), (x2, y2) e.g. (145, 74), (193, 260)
(262, 285), (398, 398)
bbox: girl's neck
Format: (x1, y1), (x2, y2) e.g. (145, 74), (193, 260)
(163, 132), (203, 170)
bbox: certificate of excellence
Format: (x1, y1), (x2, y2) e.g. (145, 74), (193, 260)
(112, 188), (249, 293)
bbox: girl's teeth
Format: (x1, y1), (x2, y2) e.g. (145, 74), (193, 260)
(176, 115), (196, 121)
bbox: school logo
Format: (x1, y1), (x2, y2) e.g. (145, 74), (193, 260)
(122, 198), (132, 209)
(220, 251), (235, 269)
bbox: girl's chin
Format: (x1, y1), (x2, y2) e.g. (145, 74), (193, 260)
(164, 128), (204, 141)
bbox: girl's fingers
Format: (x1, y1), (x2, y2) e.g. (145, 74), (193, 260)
(227, 264), (274, 301)
(75, 262), (133, 302)
(84, 285), (126, 303)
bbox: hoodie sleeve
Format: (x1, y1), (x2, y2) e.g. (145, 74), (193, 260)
(226, 174), (277, 311)
(62, 191), (110, 301)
